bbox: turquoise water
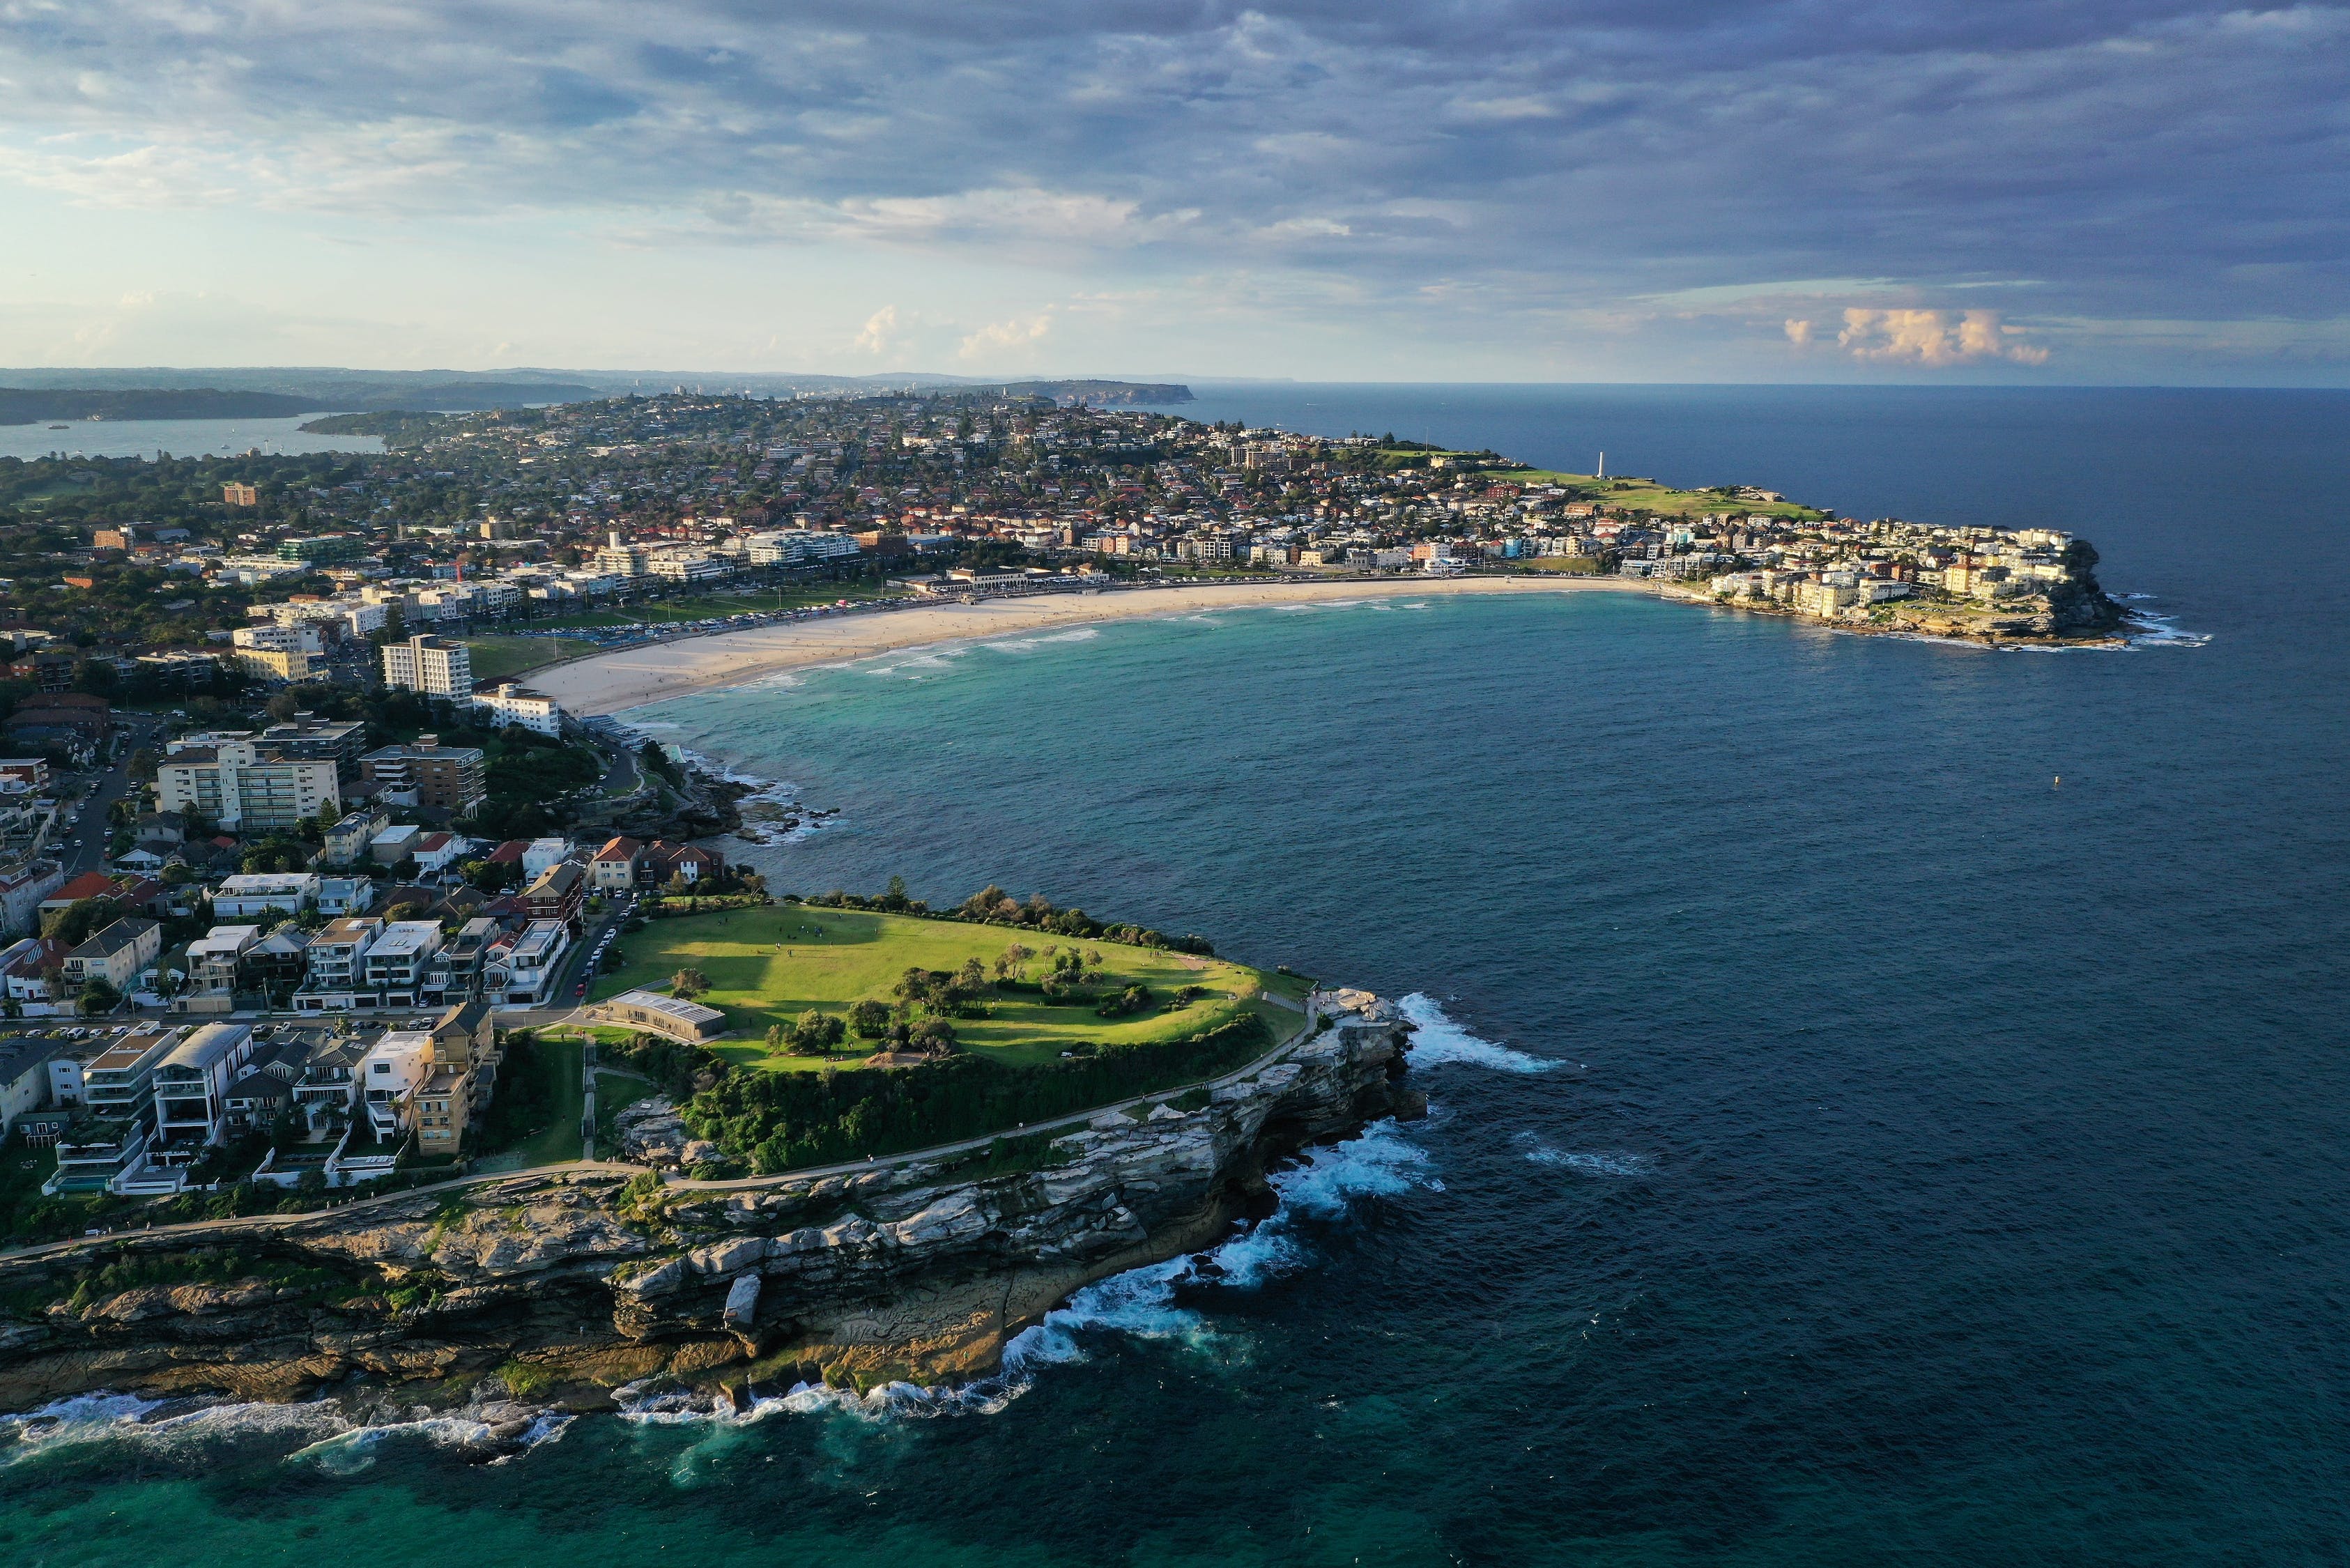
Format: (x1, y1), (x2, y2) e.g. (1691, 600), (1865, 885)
(6, 387), (2348, 1564)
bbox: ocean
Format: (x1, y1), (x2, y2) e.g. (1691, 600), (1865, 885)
(6, 385), (2348, 1565)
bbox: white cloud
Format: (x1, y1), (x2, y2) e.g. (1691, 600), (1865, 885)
(957, 309), (1054, 362)
(1835, 308), (2050, 367)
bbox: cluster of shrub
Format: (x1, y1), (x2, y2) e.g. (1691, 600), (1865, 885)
(791, 878), (1215, 956)
(601, 1010), (1277, 1175)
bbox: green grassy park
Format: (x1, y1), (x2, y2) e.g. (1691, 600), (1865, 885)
(461, 635), (604, 683)
(591, 905), (1306, 1072)
(1468, 468), (1829, 521)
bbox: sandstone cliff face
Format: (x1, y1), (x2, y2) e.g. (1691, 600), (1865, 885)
(0, 1008), (1416, 1411)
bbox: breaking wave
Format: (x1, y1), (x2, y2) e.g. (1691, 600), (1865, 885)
(2124, 612), (2211, 649)
(979, 627), (1103, 654)
(0, 1389), (570, 1473)
(612, 1121), (1441, 1431)
(1397, 993), (1562, 1073)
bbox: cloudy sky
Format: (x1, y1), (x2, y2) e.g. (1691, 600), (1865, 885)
(1, 1), (2344, 381)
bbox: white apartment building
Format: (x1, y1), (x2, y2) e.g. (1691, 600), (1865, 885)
(229, 622), (325, 682)
(645, 551), (733, 585)
(358, 1030), (433, 1138)
(474, 682), (562, 737)
(380, 635), (474, 699)
(155, 741), (340, 832)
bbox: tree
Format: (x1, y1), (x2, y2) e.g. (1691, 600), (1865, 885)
(671, 967), (711, 999)
(994, 942), (1034, 981)
(847, 999), (891, 1039)
(880, 875), (910, 911)
(264, 691), (299, 722)
(77, 978), (120, 1016)
(956, 956), (988, 993)
(788, 1009), (845, 1054)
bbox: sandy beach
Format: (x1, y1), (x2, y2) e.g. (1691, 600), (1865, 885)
(530, 575), (1650, 715)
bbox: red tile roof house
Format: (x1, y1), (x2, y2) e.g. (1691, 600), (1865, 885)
(645, 841), (725, 886)
(39, 871), (126, 919)
(590, 836), (646, 891)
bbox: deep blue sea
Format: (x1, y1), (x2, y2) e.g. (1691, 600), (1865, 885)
(7, 385), (2348, 1565)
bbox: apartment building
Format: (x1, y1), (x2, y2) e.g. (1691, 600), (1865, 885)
(229, 623), (325, 683)
(292, 916), (381, 1011)
(61, 917), (160, 991)
(359, 737), (486, 818)
(212, 873), (318, 918)
(322, 808), (392, 866)
(178, 924), (259, 1013)
(485, 919), (570, 1008)
(155, 739), (341, 832)
(380, 635), (474, 698)
(474, 682), (563, 737)
(360, 920), (445, 1006)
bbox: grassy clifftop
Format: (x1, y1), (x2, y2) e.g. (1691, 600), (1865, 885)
(592, 905), (1304, 1070)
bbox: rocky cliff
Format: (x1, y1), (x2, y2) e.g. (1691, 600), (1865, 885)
(0, 1001), (1417, 1414)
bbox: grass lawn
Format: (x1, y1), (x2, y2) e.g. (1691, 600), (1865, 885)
(505, 1035), (585, 1166)
(1467, 468), (1829, 521)
(538, 585), (885, 630)
(461, 635), (604, 683)
(592, 905), (1294, 1071)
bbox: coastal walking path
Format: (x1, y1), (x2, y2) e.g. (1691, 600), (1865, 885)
(2, 991), (1335, 1263)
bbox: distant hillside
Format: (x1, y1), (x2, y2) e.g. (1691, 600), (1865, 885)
(0, 387), (315, 425)
(992, 380), (1192, 406)
(0, 371), (601, 416)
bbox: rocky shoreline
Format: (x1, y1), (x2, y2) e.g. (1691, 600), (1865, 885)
(0, 996), (1420, 1422)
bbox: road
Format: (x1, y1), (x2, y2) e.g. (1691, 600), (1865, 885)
(56, 714), (166, 877)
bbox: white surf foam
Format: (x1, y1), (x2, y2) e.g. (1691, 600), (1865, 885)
(2124, 612), (2211, 649)
(1397, 993), (1562, 1073)
(613, 1120), (1443, 1429)
(980, 627), (1103, 654)
(1518, 1137), (1655, 1177)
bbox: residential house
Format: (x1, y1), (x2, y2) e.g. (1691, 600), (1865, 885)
(291, 917), (381, 1011)
(0, 1036), (63, 1135)
(521, 837), (574, 879)
(360, 921), (445, 1007)
(0, 935), (70, 1010)
(41, 870), (123, 922)
(315, 876), (378, 916)
(645, 840), (724, 887)
(211, 872), (319, 919)
(484, 920), (571, 1008)
(150, 1022), (257, 1152)
(369, 823), (423, 865)
(240, 928), (310, 1005)
(356, 1031), (433, 1139)
(0, 859), (65, 938)
(410, 831), (466, 874)
(221, 1042), (305, 1132)
(177, 924), (259, 1014)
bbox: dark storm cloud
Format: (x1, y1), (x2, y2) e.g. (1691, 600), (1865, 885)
(3, 0), (2345, 351)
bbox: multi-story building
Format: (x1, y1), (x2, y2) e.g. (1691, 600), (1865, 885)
(211, 873), (319, 918)
(321, 808), (391, 866)
(178, 924), (259, 1013)
(484, 919), (570, 1008)
(155, 740), (340, 832)
(62, 917), (160, 992)
(360, 920), (445, 1006)
(590, 836), (645, 890)
(358, 1030), (433, 1139)
(150, 1023), (257, 1151)
(474, 682), (562, 737)
(292, 916), (381, 1011)
(229, 623), (325, 683)
(359, 737), (486, 819)
(522, 860), (586, 929)
(380, 635), (474, 698)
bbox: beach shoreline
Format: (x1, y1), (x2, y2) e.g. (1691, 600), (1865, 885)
(530, 574), (1652, 714)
